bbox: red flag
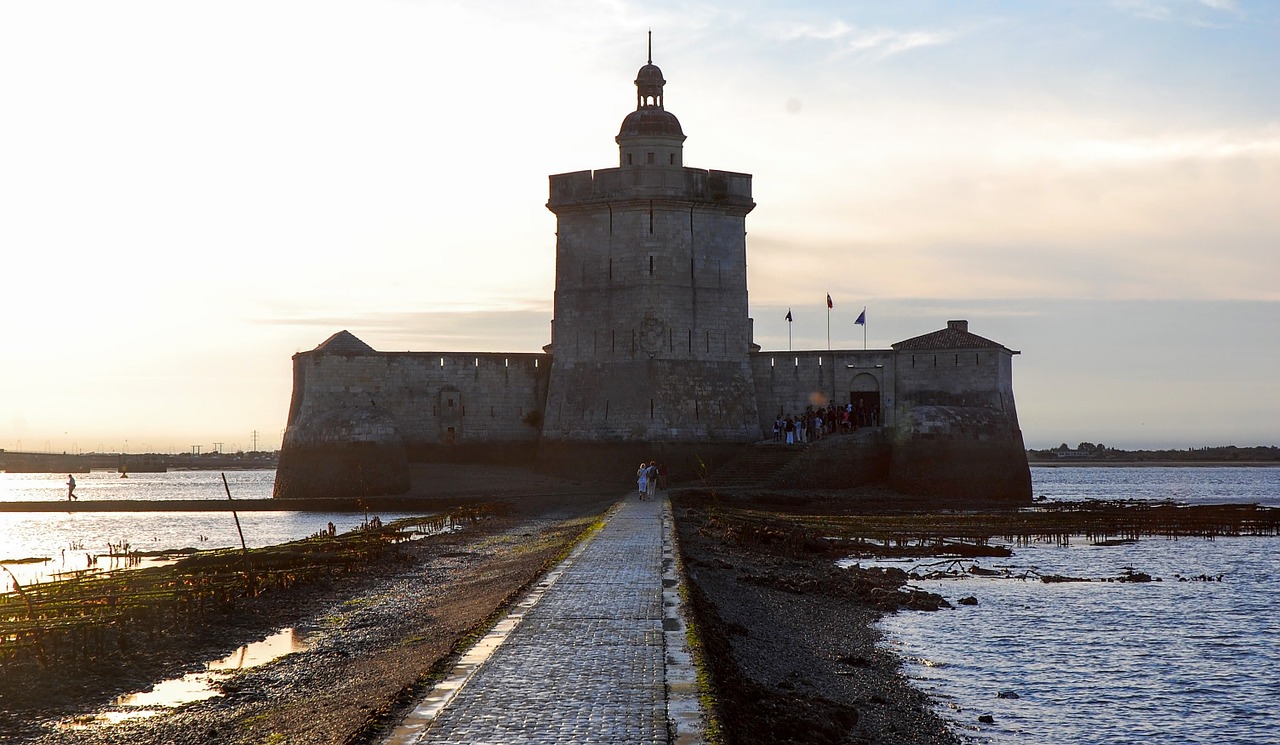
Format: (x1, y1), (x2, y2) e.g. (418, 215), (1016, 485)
(826, 293), (833, 309)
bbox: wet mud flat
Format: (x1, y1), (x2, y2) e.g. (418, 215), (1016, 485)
(673, 491), (960, 745)
(671, 488), (1280, 745)
(1, 493), (613, 745)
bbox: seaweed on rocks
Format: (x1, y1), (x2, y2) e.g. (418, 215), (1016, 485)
(675, 502), (960, 745)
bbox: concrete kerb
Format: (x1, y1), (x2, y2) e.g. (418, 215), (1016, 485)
(661, 498), (707, 745)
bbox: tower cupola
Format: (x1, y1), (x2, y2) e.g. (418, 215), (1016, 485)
(635, 62), (665, 108)
(616, 35), (685, 168)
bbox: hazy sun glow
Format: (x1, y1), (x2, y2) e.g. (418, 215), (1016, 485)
(1, 0), (1276, 452)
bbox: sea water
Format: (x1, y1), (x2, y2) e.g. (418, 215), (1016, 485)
(875, 466), (1280, 744)
(0, 470), (425, 589)
(0, 469), (278, 503)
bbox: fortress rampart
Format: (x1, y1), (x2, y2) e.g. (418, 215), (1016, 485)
(273, 56), (1032, 503)
(287, 348), (549, 449)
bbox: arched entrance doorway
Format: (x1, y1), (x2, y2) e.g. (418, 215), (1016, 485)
(848, 373), (881, 427)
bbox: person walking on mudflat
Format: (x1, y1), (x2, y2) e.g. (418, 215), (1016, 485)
(66, 474), (77, 501)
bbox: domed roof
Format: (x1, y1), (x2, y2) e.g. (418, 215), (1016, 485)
(635, 63), (665, 88)
(617, 108), (685, 139)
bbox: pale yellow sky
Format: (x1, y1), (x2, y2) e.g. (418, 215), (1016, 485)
(1, 0), (1277, 452)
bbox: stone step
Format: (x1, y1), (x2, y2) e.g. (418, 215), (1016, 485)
(701, 444), (809, 487)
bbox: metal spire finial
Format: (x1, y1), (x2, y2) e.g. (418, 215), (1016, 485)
(647, 29), (652, 64)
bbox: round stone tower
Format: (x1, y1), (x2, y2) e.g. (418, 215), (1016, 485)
(540, 54), (763, 472)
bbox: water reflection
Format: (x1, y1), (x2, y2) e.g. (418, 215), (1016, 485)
(70, 627), (309, 727)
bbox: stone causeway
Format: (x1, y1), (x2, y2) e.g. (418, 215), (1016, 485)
(383, 495), (703, 744)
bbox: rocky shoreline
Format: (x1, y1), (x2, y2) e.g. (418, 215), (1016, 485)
(673, 491), (960, 745)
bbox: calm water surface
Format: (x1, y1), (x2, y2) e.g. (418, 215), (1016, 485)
(0, 470), (425, 589)
(874, 466), (1280, 744)
(0, 469), (277, 503)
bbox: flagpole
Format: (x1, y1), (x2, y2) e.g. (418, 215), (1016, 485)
(863, 306), (867, 350)
(788, 317), (792, 352)
(826, 295), (831, 351)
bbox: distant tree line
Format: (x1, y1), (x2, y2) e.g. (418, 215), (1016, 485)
(1027, 444), (1280, 462)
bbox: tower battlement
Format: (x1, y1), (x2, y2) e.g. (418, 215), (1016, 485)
(548, 167), (753, 209)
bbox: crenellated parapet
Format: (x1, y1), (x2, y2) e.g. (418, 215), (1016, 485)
(548, 167), (753, 210)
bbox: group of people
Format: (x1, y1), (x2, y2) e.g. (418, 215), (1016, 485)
(635, 461), (667, 500)
(773, 401), (879, 444)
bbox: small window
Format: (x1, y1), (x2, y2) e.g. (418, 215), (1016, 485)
(669, 153), (675, 165)
(646, 152), (654, 164)
(627, 153), (633, 165)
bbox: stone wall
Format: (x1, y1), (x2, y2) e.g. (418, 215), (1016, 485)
(888, 345), (1031, 501)
(287, 350), (550, 450)
(542, 359), (760, 442)
(750, 350), (897, 434)
(891, 348), (1020, 438)
(543, 164), (761, 443)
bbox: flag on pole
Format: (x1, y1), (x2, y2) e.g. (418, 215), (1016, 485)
(855, 308), (866, 326)
(785, 309), (792, 322)
(826, 293), (833, 309)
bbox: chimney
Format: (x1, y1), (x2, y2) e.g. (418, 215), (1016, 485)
(947, 320), (968, 333)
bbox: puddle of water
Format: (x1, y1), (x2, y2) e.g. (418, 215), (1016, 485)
(115, 672), (223, 708)
(67, 627), (308, 728)
(207, 626), (308, 670)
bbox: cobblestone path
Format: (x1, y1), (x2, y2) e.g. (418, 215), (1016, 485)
(384, 495), (701, 745)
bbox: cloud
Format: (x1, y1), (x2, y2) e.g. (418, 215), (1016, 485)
(773, 20), (960, 60)
(258, 309), (553, 354)
(744, 108), (1280, 304)
(1112, 0), (1239, 24)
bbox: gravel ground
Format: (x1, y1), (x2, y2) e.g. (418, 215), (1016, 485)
(3, 494), (613, 745)
(674, 497), (962, 745)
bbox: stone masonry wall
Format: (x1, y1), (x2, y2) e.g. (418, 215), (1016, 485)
(290, 351), (550, 448)
(542, 358), (760, 442)
(750, 350), (897, 435)
(543, 164), (760, 442)
(892, 349), (1019, 433)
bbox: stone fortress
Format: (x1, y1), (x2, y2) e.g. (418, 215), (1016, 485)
(273, 52), (1031, 503)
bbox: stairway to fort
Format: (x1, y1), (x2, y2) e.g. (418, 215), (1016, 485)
(699, 442), (809, 489)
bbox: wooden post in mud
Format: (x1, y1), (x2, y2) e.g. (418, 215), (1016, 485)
(222, 472), (252, 590)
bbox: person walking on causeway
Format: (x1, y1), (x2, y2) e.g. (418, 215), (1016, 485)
(645, 461), (658, 500)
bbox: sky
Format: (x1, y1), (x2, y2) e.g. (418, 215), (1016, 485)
(1, 0), (1277, 454)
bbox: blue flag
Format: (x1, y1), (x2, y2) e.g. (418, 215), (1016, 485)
(855, 308), (866, 326)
